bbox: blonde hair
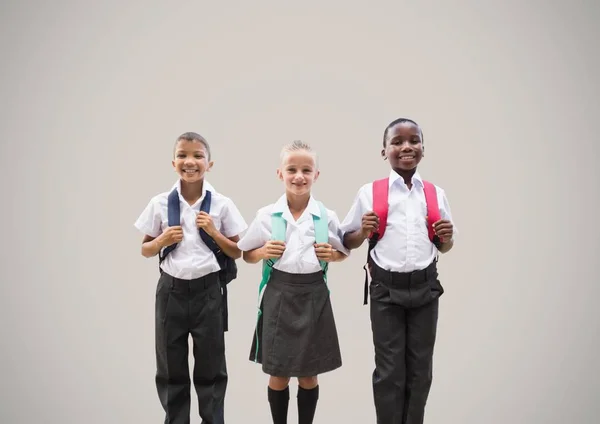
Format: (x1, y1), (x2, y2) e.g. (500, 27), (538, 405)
(280, 140), (319, 169)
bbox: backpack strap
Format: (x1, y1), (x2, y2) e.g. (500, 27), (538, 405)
(256, 206), (329, 303)
(253, 210), (285, 361)
(271, 212), (287, 241)
(160, 188), (229, 263)
(198, 190), (233, 332)
(198, 190), (217, 249)
(159, 187), (234, 331)
(371, 178), (389, 241)
(362, 178), (442, 305)
(253, 202), (330, 362)
(422, 180), (441, 247)
(257, 211), (286, 303)
(363, 178), (389, 305)
(158, 188), (181, 265)
(313, 201), (329, 279)
(198, 190), (227, 263)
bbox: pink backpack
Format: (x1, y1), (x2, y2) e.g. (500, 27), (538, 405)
(362, 178), (441, 305)
(370, 177), (440, 243)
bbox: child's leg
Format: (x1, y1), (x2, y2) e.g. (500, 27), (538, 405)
(370, 297), (407, 424)
(155, 275), (192, 424)
(190, 278), (228, 424)
(268, 376), (291, 424)
(403, 298), (439, 424)
(297, 376), (319, 424)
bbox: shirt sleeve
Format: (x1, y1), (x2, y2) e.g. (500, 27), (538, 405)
(219, 198), (248, 238)
(134, 198), (162, 238)
(326, 209), (351, 256)
(237, 208), (270, 251)
(437, 187), (458, 238)
(339, 184), (370, 236)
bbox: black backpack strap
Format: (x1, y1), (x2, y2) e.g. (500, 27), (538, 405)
(198, 191), (227, 264)
(199, 190), (231, 332)
(158, 188), (181, 271)
(363, 235), (379, 305)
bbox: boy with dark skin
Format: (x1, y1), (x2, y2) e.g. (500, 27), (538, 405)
(341, 118), (456, 424)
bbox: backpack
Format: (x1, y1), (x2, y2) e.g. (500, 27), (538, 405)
(252, 200), (329, 361)
(362, 178), (441, 305)
(158, 187), (237, 331)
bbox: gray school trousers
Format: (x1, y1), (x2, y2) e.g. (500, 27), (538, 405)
(368, 258), (443, 424)
(155, 270), (227, 424)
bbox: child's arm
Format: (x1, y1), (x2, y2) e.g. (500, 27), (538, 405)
(243, 241), (285, 264)
(437, 238), (454, 254)
(433, 189), (456, 254)
(140, 226), (183, 258)
(317, 209), (351, 262)
(237, 206), (282, 264)
(242, 247), (264, 264)
(339, 185), (377, 250)
(206, 230), (243, 260)
(135, 197), (173, 258)
(196, 198), (247, 259)
(141, 235), (162, 258)
(433, 218), (455, 254)
(314, 243), (348, 263)
(343, 228), (369, 250)
(330, 249), (348, 262)
(343, 211), (379, 249)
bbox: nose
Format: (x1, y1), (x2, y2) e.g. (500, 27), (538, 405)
(398, 140), (415, 151)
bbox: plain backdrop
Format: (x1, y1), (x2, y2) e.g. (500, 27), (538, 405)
(1, 1), (599, 423)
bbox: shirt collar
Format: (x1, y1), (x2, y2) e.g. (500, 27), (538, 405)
(272, 194), (321, 222)
(388, 169), (424, 188)
(171, 179), (216, 207)
(171, 179), (216, 194)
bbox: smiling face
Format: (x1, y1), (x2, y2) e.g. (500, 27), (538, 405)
(172, 139), (213, 184)
(277, 149), (319, 198)
(382, 121), (424, 173)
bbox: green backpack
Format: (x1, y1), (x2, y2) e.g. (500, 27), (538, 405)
(253, 201), (330, 361)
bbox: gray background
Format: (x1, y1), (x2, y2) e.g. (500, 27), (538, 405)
(1, 0), (598, 423)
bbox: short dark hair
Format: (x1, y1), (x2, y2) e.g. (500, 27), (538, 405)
(173, 132), (211, 160)
(382, 118), (424, 147)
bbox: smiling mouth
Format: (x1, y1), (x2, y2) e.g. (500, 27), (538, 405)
(183, 169), (198, 175)
(398, 155), (415, 160)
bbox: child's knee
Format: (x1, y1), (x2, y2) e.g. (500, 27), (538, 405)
(297, 376), (318, 389)
(269, 376), (290, 390)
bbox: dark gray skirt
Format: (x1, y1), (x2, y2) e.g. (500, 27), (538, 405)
(249, 268), (342, 377)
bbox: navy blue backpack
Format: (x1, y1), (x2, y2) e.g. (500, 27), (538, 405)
(158, 188), (237, 331)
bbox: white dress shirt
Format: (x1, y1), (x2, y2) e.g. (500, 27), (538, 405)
(340, 170), (457, 273)
(134, 180), (248, 279)
(237, 194), (350, 274)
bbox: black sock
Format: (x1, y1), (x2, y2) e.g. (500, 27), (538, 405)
(297, 385), (319, 424)
(268, 386), (289, 424)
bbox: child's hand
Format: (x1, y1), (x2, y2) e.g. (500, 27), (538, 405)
(158, 226), (183, 246)
(433, 219), (453, 243)
(261, 240), (286, 260)
(196, 211), (217, 237)
(314, 243), (334, 262)
(360, 211), (379, 237)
